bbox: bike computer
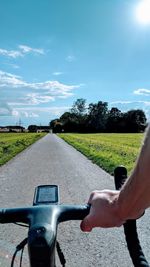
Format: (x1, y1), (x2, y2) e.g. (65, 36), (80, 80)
(33, 185), (59, 205)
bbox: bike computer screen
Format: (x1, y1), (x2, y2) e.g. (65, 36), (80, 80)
(33, 185), (59, 205)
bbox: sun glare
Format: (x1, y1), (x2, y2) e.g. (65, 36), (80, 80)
(136, 0), (150, 24)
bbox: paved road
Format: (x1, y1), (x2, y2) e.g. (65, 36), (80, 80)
(0, 134), (150, 266)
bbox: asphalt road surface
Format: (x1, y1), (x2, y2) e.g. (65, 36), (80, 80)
(0, 133), (150, 267)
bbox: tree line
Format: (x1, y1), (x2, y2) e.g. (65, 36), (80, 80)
(50, 98), (147, 133)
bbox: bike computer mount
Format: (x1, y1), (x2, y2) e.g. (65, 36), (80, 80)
(33, 185), (59, 205)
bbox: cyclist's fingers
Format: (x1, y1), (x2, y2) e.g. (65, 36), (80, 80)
(87, 190), (99, 204)
(80, 216), (93, 232)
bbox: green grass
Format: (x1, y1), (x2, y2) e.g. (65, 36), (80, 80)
(0, 132), (46, 166)
(58, 133), (144, 175)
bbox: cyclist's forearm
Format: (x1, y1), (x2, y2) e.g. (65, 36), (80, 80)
(80, 125), (150, 230)
(117, 125), (150, 220)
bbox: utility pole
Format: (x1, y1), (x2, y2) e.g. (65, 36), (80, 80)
(18, 118), (24, 132)
(18, 118), (22, 126)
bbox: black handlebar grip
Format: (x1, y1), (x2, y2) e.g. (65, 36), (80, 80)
(0, 209), (5, 223)
(58, 204), (90, 223)
(114, 165), (127, 190)
(124, 220), (149, 267)
(114, 166), (149, 267)
(0, 207), (31, 224)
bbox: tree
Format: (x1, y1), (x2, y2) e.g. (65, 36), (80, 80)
(106, 107), (123, 132)
(49, 119), (63, 133)
(88, 101), (108, 132)
(71, 98), (86, 116)
(124, 109), (147, 132)
(28, 125), (38, 132)
(59, 99), (87, 133)
(60, 112), (79, 132)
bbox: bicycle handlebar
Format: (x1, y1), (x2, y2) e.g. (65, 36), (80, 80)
(0, 204), (90, 224)
(0, 204), (90, 267)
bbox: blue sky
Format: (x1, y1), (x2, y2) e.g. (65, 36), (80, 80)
(1, 0), (150, 127)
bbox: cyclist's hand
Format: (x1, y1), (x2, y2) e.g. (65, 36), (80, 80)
(80, 190), (125, 231)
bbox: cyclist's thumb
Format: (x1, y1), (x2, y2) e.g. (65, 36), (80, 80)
(80, 216), (92, 232)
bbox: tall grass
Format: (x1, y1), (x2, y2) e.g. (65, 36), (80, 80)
(0, 132), (46, 166)
(58, 133), (143, 175)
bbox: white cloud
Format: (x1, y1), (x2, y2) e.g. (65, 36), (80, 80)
(0, 70), (81, 118)
(52, 72), (63, 76)
(134, 88), (150, 96)
(12, 110), (19, 116)
(23, 111), (39, 118)
(0, 102), (12, 116)
(6, 106), (70, 119)
(66, 55), (76, 62)
(111, 100), (133, 105)
(0, 45), (45, 58)
(9, 109), (40, 118)
(8, 63), (20, 69)
(16, 106), (70, 116)
(0, 71), (26, 87)
(18, 45), (44, 55)
(0, 107), (11, 116)
(110, 100), (150, 108)
(30, 112), (39, 118)
(0, 49), (22, 58)
(24, 93), (55, 105)
(0, 106), (19, 117)
(0, 71), (80, 102)
(15, 106), (70, 112)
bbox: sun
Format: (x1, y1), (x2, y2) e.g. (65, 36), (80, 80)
(136, 0), (150, 24)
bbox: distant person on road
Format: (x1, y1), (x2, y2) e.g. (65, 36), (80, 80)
(81, 124), (150, 231)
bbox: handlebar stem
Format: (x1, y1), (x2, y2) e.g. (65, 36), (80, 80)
(28, 223), (57, 267)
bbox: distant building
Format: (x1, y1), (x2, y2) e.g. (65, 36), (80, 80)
(0, 126), (25, 133)
(0, 125), (51, 133)
(0, 127), (9, 132)
(27, 125), (50, 133)
(36, 126), (50, 133)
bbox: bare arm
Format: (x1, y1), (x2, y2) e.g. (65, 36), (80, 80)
(81, 125), (150, 231)
(118, 125), (150, 220)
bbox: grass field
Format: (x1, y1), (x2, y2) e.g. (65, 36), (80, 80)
(58, 133), (144, 175)
(0, 132), (46, 166)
